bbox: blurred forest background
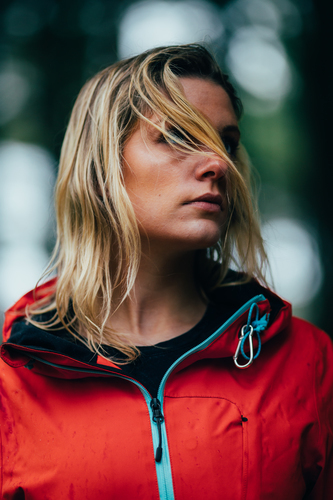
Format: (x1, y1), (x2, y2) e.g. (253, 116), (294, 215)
(0, 0), (332, 335)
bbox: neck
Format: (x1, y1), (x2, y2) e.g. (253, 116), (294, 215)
(109, 248), (207, 346)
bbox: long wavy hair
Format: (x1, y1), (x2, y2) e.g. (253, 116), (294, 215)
(28, 44), (268, 362)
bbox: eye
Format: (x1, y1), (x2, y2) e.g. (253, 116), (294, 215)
(169, 128), (188, 144)
(157, 127), (193, 146)
(222, 136), (239, 158)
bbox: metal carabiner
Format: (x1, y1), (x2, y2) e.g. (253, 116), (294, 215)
(233, 324), (254, 369)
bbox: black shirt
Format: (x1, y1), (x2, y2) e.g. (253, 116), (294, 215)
(104, 303), (226, 397)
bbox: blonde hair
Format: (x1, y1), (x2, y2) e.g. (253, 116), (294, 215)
(29, 44), (267, 362)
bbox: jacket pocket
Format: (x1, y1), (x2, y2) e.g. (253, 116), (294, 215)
(164, 396), (248, 500)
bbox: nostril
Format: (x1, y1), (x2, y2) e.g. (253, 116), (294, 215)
(202, 171), (216, 178)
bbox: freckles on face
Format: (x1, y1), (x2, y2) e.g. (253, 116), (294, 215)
(122, 78), (240, 251)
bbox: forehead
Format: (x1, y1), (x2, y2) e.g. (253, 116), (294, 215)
(179, 77), (238, 130)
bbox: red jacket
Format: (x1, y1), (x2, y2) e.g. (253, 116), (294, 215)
(1, 278), (333, 499)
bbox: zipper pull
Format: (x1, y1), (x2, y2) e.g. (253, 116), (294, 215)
(150, 398), (164, 462)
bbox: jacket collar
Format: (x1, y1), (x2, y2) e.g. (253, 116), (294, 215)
(1, 274), (291, 379)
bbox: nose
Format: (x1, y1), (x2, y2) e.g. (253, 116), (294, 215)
(194, 153), (228, 182)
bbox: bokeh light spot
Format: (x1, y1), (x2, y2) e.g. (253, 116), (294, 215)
(262, 217), (322, 307)
(226, 27), (292, 102)
(118, 0), (223, 59)
(0, 141), (55, 312)
(0, 66), (31, 125)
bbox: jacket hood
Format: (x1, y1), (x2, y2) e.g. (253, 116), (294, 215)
(1, 274), (292, 379)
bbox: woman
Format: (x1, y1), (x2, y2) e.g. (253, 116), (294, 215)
(1, 45), (332, 499)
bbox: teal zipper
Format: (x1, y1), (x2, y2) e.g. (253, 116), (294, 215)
(25, 293), (266, 500)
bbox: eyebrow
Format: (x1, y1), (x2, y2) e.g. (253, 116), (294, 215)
(146, 119), (241, 143)
(218, 125), (241, 138)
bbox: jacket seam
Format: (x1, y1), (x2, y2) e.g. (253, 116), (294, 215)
(241, 413), (248, 500)
(313, 337), (322, 442)
(164, 394), (246, 419)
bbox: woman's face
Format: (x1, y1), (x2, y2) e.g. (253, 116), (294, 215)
(122, 77), (240, 254)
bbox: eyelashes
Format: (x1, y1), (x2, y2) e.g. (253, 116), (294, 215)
(221, 137), (239, 158)
(156, 127), (194, 146)
(156, 127), (239, 158)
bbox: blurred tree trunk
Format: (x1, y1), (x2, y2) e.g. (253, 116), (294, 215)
(304, 0), (333, 334)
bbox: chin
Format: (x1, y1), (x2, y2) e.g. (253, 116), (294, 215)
(183, 228), (223, 251)
(188, 221), (224, 249)
(195, 236), (221, 250)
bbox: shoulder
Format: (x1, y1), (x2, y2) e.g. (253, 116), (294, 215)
(288, 317), (333, 423)
(280, 316), (333, 377)
(289, 316), (332, 351)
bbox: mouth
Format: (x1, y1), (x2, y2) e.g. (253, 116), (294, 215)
(185, 193), (223, 213)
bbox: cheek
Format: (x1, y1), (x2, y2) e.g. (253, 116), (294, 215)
(124, 164), (172, 206)
(122, 162), (149, 203)
(123, 152), (161, 199)
(124, 174), (159, 208)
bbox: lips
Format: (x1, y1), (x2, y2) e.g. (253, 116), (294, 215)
(190, 194), (223, 206)
(185, 193), (223, 212)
